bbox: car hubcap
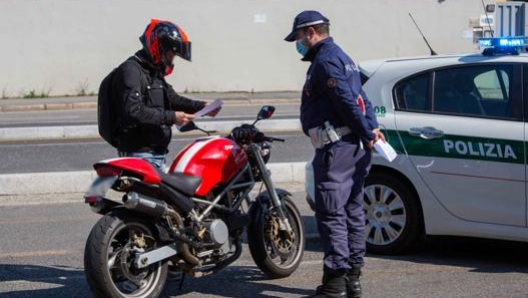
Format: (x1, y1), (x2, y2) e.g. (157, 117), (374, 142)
(364, 184), (407, 246)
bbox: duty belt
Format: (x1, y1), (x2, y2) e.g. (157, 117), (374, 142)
(323, 126), (352, 143)
(308, 125), (353, 149)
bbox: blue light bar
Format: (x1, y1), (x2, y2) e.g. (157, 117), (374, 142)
(479, 36), (526, 48)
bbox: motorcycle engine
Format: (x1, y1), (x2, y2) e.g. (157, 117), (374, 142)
(204, 219), (229, 246)
(199, 218), (231, 257)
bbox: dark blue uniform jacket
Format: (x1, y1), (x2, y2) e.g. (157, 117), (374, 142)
(300, 37), (378, 142)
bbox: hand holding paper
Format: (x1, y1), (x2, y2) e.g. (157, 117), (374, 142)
(374, 140), (397, 162)
(195, 98), (223, 118)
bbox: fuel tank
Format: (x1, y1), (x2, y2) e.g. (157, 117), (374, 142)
(169, 136), (248, 196)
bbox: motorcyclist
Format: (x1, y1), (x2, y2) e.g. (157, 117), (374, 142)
(112, 19), (220, 170)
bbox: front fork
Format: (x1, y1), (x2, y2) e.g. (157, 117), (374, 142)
(248, 144), (293, 232)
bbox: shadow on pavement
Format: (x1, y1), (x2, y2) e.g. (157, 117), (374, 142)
(302, 215), (528, 274)
(0, 264), (88, 298)
(164, 266), (312, 298)
(368, 236), (528, 274)
(0, 263), (312, 298)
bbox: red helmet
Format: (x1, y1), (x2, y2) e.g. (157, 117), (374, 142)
(140, 19), (192, 73)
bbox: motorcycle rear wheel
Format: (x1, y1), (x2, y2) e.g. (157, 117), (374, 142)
(248, 195), (305, 278)
(84, 211), (168, 298)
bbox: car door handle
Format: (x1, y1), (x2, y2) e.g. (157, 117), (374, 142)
(408, 127), (444, 140)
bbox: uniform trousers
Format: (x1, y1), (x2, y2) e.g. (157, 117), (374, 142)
(313, 135), (372, 272)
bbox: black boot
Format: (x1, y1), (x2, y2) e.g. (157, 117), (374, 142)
(346, 266), (362, 298)
(311, 269), (347, 298)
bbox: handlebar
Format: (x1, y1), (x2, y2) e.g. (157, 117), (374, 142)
(263, 136), (285, 142)
(230, 124), (285, 144)
(252, 131), (284, 143)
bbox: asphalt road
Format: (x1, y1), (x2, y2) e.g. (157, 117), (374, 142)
(3, 98), (528, 298)
(0, 103), (300, 128)
(0, 132), (313, 174)
(0, 102), (309, 174)
(1, 190), (528, 298)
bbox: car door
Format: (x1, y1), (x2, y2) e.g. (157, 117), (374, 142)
(393, 63), (525, 227)
(524, 64), (528, 226)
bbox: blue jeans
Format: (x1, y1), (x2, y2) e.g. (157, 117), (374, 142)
(118, 151), (167, 172)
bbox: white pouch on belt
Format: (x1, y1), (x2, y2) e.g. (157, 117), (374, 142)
(308, 127), (332, 149)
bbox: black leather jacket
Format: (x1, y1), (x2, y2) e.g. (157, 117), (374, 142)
(112, 50), (205, 153)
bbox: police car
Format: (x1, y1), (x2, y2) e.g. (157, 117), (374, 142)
(305, 37), (528, 254)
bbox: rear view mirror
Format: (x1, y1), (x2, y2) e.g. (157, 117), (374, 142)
(252, 105), (276, 125)
(257, 106), (275, 121)
(178, 121), (216, 136)
(178, 121), (197, 132)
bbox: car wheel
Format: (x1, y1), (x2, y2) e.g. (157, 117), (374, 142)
(364, 171), (424, 255)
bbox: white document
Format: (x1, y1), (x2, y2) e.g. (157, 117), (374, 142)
(194, 98), (223, 117)
(374, 140), (397, 162)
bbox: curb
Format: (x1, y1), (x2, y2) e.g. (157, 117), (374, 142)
(0, 98), (300, 112)
(1, 102), (95, 112)
(0, 162), (306, 196)
(0, 119), (302, 142)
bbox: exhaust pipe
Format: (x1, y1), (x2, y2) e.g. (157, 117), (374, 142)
(123, 192), (176, 218)
(89, 197), (120, 215)
(123, 191), (201, 266)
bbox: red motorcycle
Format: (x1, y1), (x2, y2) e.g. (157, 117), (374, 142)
(83, 106), (305, 298)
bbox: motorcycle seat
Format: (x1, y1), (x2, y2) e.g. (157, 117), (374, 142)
(156, 170), (202, 196)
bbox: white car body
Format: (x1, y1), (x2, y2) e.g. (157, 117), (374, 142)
(306, 50), (528, 253)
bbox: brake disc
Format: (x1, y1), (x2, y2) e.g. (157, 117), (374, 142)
(118, 244), (148, 287)
(266, 215), (295, 259)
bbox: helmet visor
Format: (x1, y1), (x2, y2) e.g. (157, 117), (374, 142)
(176, 41), (191, 62)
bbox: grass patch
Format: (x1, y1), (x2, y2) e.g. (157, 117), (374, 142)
(23, 88), (51, 99)
(75, 79), (90, 96)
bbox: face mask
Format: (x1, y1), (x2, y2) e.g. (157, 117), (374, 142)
(296, 39), (309, 57)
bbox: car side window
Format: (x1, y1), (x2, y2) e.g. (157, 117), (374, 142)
(473, 69), (514, 120)
(433, 65), (514, 119)
(394, 74), (430, 111)
(474, 69), (509, 100)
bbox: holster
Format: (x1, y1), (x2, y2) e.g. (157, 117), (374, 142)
(308, 123), (353, 149)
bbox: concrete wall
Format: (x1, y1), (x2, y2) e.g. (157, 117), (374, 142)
(1, 0), (488, 97)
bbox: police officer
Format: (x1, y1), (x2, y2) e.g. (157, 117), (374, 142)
(112, 19), (220, 170)
(284, 11), (384, 298)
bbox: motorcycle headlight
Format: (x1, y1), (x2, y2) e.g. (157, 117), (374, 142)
(260, 143), (271, 164)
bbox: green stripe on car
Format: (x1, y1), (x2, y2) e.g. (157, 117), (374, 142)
(382, 129), (525, 164)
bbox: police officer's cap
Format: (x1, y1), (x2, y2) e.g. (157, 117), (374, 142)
(284, 10), (330, 42)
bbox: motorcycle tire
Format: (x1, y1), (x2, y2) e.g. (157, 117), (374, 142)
(248, 195), (305, 279)
(84, 211), (168, 298)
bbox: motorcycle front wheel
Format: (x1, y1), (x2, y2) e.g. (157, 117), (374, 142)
(84, 211), (168, 298)
(248, 195), (305, 278)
